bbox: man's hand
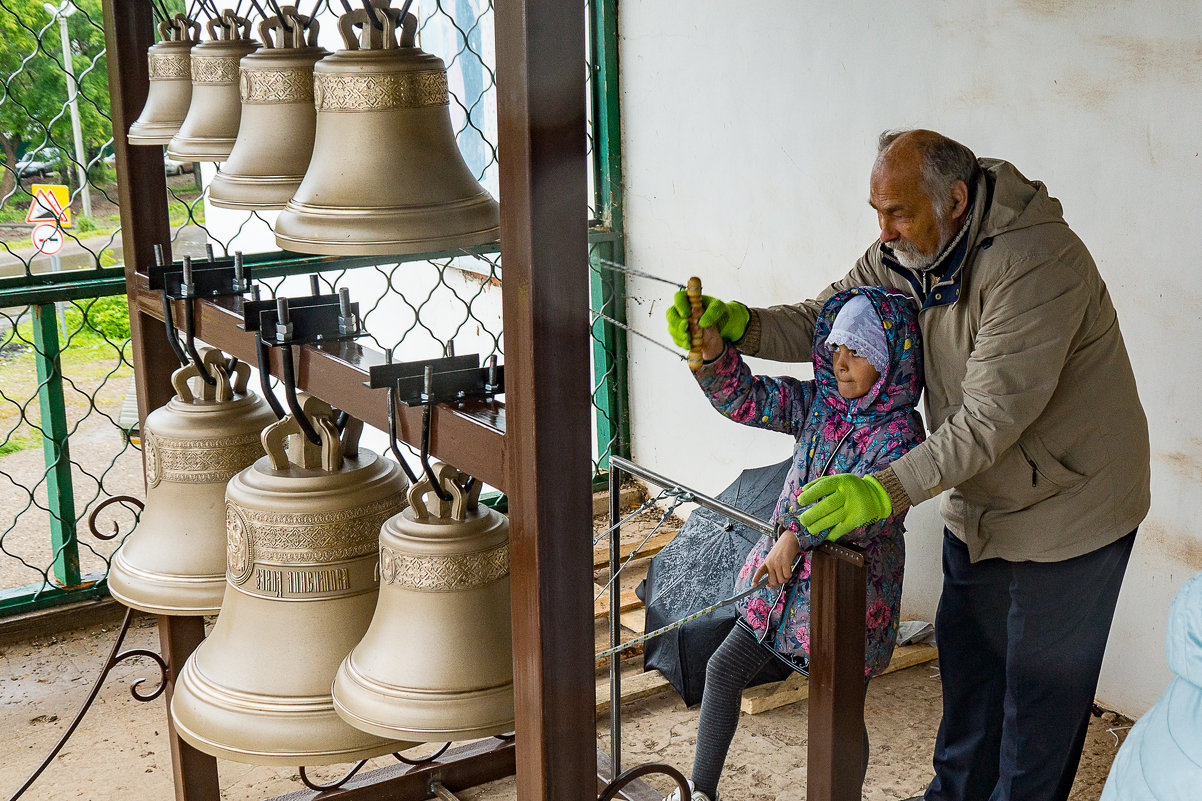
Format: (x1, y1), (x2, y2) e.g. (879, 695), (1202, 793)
(753, 532), (802, 588)
(798, 474), (892, 541)
(665, 291), (750, 350)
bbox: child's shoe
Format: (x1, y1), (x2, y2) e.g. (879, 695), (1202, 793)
(663, 781), (717, 801)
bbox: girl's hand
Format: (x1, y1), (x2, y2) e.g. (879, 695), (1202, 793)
(753, 532), (802, 588)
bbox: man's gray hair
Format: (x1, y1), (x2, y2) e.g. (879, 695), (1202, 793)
(877, 130), (977, 216)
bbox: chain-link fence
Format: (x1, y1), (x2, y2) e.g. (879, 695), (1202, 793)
(0, 0), (626, 617)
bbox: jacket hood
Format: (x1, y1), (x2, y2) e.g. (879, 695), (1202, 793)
(977, 158), (1068, 240)
(1166, 569), (1202, 687)
(812, 286), (923, 425)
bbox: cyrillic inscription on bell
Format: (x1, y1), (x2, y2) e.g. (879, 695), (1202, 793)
(274, 1), (500, 256)
(333, 462), (514, 741)
(170, 394), (415, 765)
(127, 14), (200, 145)
(108, 348), (275, 616)
(166, 9), (259, 163)
(208, 6), (328, 210)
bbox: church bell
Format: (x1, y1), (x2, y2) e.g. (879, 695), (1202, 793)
(208, 7), (328, 210)
(332, 462), (513, 741)
(166, 10), (259, 163)
(273, 2), (500, 255)
(107, 348), (275, 616)
(170, 394), (414, 765)
(127, 14), (199, 145)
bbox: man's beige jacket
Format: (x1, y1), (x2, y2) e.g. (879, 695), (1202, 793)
(742, 159), (1150, 562)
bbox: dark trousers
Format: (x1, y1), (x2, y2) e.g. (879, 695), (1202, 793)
(926, 528), (1136, 801)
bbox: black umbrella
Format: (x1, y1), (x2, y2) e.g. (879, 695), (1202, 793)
(637, 458), (795, 706)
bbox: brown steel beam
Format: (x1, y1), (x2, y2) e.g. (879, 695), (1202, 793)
(496, 0), (593, 797)
(129, 287), (508, 491)
(158, 616), (221, 801)
(102, 0), (178, 422)
(103, 2), (220, 799)
(262, 738), (516, 800)
(807, 543), (868, 801)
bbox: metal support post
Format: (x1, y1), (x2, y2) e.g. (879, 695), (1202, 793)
(32, 303), (80, 588)
(157, 616), (221, 801)
(807, 544), (868, 801)
(496, 0), (594, 795)
(608, 462), (622, 777)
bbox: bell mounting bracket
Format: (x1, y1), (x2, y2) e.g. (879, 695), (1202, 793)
(247, 276), (363, 347)
(151, 243), (251, 299)
(372, 348), (500, 501)
(368, 353), (503, 407)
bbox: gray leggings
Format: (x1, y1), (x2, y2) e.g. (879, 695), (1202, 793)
(691, 623), (870, 798)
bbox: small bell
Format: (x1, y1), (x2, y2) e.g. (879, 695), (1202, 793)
(127, 14), (200, 145)
(208, 7), (328, 210)
(274, 1), (499, 255)
(166, 9), (259, 163)
(171, 394), (413, 765)
(108, 349), (276, 615)
(333, 462), (513, 741)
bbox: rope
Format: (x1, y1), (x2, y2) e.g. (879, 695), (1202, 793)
(594, 492), (690, 602)
(591, 257), (686, 290)
(590, 310), (686, 362)
(596, 578), (770, 661)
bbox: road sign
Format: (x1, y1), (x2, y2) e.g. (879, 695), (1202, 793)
(31, 223), (65, 255)
(25, 184), (71, 228)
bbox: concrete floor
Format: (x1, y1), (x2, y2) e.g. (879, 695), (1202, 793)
(0, 595), (1131, 801)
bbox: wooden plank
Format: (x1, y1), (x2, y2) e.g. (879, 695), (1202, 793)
(595, 669), (673, 717)
(740, 642), (938, 715)
(619, 607), (646, 636)
(592, 530), (678, 570)
(593, 588), (643, 620)
(592, 485), (642, 517)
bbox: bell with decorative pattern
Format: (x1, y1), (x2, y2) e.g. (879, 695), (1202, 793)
(332, 461), (513, 741)
(274, 1), (499, 255)
(127, 13), (200, 145)
(208, 7), (327, 210)
(166, 9), (259, 163)
(170, 393), (413, 765)
(107, 347), (275, 616)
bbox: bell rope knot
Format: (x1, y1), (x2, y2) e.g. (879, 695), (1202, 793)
(407, 462), (480, 521)
(258, 5), (319, 49)
(207, 10), (253, 42)
(159, 13), (200, 43)
(338, 1), (416, 51)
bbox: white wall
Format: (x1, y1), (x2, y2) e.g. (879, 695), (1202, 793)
(618, 0), (1202, 717)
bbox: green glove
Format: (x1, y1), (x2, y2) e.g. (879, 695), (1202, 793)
(797, 474), (892, 541)
(665, 290), (750, 350)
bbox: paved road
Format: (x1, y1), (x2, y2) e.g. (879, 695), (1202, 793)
(0, 225), (209, 279)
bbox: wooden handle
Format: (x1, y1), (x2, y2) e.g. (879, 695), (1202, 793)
(686, 276), (703, 370)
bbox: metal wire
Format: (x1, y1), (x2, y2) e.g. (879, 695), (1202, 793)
(592, 256), (685, 290)
(591, 310), (685, 362)
(592, 487), (676, 545)
(594, 492), (689, 602)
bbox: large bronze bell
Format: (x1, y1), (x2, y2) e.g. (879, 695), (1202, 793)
(171, 394), (413, 765)
(108, 348), (276, 615)
(166, 10), (259, 163)
(274, 2), (499, 255)
(208, 7), (328, 210)
(333, 462), (513, 741)
(127, 14), (200, 145)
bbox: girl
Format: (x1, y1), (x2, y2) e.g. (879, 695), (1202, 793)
(668, 286), (925, 800)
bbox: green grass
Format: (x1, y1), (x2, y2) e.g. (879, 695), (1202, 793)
(0, 431), (42, 456)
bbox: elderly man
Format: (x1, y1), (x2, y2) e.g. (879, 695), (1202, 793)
(668, 129), (1150, 801)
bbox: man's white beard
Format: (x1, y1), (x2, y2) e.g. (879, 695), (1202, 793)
(891, 214), (957, 271)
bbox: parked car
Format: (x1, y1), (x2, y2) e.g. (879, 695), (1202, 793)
(164, 155), (195, 175)
(14, 147), (62, 178)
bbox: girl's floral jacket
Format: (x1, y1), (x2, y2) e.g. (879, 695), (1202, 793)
(693, 286), (925, 677)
